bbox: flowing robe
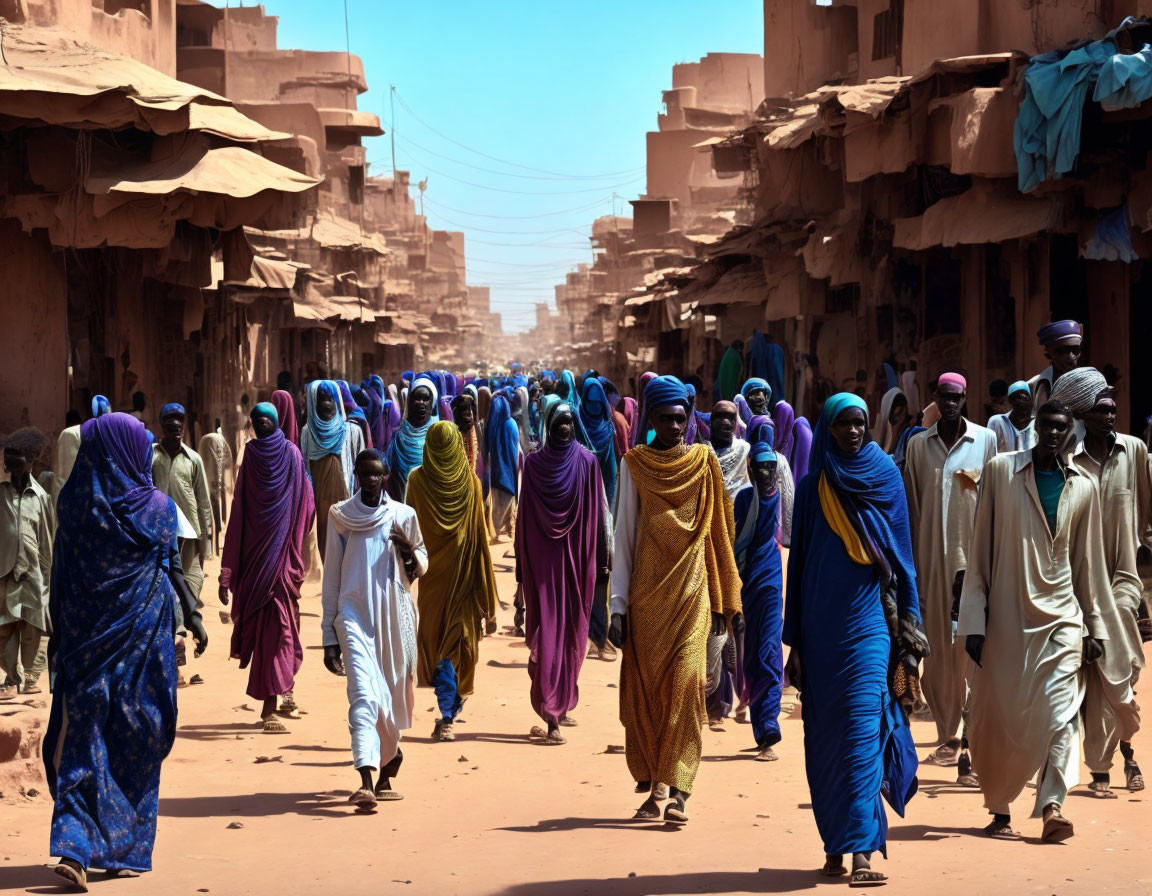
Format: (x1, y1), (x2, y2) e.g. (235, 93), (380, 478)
(222, 430), (315, 701)
(958, 452), (1110, 815)
(1071, 435), (1147, 771)
(516, 441), (609, 725)
(610, 444), (741, 793)
(323, 494), (427, 768)
(903, 419), (997, 743)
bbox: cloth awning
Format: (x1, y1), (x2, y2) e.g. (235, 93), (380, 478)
(894, 180), (1065, 250)
(0, 23), (291, 143)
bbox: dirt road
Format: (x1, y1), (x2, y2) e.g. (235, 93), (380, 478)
(2, 550), (1149, 895)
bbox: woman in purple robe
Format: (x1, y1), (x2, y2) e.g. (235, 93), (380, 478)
(220, 402), (316, 733)
(515, 401), (609, 745)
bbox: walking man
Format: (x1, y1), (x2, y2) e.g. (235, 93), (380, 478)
(609, 375), (741, 824)
(323, 449), (427, 810)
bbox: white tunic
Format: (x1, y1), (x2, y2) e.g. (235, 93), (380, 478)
(987, 413), (1037, 454)
(322, 493), (427, 769)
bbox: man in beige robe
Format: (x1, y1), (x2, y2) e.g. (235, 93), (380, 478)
(1060, 382), (1147, 795)
(958, 401), (1110, 842)
(903, 374), (996, 782)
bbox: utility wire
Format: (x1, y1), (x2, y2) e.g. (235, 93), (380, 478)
(419, 194), (615, 221)
(395, 151), (644, 196)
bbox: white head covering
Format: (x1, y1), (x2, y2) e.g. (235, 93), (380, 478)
(409, 375), (439, 407)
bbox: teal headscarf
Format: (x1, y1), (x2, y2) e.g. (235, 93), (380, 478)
(822, 392), (869, 426)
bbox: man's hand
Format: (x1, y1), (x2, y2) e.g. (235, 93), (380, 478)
(965, 634), (985, 667)
(188, 616), (209, 657)
(218, 584), (229, 607)
(1083, 636), (1105, 666)
(710, 612), (726, 637)
(390, 533), (418, 573)
(608, 613), (627, 649)
(784, 648), (802, 694)
(731, 613), (746, 637)
(323, 645), (345, 676)
(951, 571), (965, 622)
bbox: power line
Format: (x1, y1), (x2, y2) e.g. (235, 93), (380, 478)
(392, 88), (646, 180)
(419, 194), (615, 221)
(395, 151), (645, 196)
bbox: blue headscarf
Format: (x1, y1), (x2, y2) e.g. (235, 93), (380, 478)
(386, 379), (436, 496)
(741, 377), (772, 401)
(750, 441), (777, 464)
(561, 370), (581, 415)
(580, 378), (619, 507)
(251, 402), (278, 425)
(487, 392), (521, 497)
(810, 392), (914, 591)
(303, 380), (348, 462)
(1008, 380), (1031, 398)
(91, 395), (111, 419)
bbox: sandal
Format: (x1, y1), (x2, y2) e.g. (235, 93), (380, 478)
(558, 715), (578, 727)
(52, 860), (88, 892)
(821, 857), (848, 877)
(261, 718), (289, 735)
(439, 723), (455, 742)
(632, 797), (660, 820)
(21, 684), (42, 695)
(374, 788), (404, 801)
(1041, 807), (1074, 843)
(663, 801), (689, 824)
(349, 788), (377, 811)
(984, 819), (1021, 840)
(1126, 761), (1145, 792)
(849, 869), (888, 887)
(189, 674), (204, 685)
(755, 746), (779, 762)
(1089, 779), (1118, 799)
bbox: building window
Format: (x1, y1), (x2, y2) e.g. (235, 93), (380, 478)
(871, 0), (904, 62)
(348, 165), (365, 206)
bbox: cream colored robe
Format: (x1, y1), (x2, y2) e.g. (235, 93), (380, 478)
(958, 451), (1110, 816)
(903, 419), (997, 743)
(1071, 434), (1147, 770)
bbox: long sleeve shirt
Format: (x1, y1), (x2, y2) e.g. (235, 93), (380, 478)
(152, 442), (214, 556)
(0, 476), (53, 630)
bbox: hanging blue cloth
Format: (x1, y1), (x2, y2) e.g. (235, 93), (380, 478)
(303, 380), (348, 462)
(734, 483), (784, 750)
(748, 330), (786, 407)
(579, 378), (619, 508)
(386, 418), (431, 499)
(45, 414), (179, 873)
(487, 392), (520, 497)
(1083, 203), (1139, 262)
(782, 393), (921, 857)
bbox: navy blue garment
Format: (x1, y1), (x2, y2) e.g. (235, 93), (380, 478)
(579, 378), (619, 509)
(45, 414), (180, 872)
(734, 484), (784, 749)
(783, 398), (921, 858)
(431, 658), (463, 720)
(748, 329), (786, 408)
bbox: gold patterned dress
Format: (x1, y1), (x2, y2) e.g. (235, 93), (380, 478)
(610, 443), (741, 793)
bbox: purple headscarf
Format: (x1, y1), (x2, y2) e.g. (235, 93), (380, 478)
(221, 426), (315, 700)
(773, 401), (796, 462)
(272, 390), (299, 444)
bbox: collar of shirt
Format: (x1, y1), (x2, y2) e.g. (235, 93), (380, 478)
(0, 477), (45, 499)
(154, 440), (194, 462)
(925, 417), (974, 445)
(1012, 449), (1082, 478)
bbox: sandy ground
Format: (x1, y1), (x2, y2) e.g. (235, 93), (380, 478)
(2, 547), (1151, 896)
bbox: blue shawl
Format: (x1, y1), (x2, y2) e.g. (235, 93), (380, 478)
(487, 392), (520, 497)
(579, 378), (619, 508)
(304, 380), (348, 462)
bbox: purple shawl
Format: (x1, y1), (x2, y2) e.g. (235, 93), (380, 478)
(515, 438), (607, 725)
(272, 390), (299, 444)
(773, 400), (796, 462)
(791, 416), (813, 484)
(222, 428), (316, 700)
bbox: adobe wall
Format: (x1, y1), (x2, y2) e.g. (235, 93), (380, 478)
(763, 0), (857, 98)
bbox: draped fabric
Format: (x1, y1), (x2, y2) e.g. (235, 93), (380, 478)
(221, 428), (315, 700)
(630, 373), (657, 448)
(516, 438), (607, 725)
(579, 378), (619, 508)
(303, 381), (348, 462)
(748, 330), (786, 408)
(783, 397), (922, 858)
(621, 397), (638, 441)
(382, 384), (402, 454)
(272, 389), (299, 444)
(734, 484), (784, 749)
(876, 388), (906, 454)
(717, 347), (744, 401)
(612, 408), (631, 459)
(773, 401), (796, 461)
(561, 370), (581, 416)
(406, 423), (498, 717)
(486, 392), (521, 498)
(386, 418), (432, 501)
(685, 384), (700, 445)
(791, 417), (813, 484)
(613, 444), (742, 793)
(513, 386), (535, 455)
(45, 414), (178, 872)
(362, 378), (387, 450)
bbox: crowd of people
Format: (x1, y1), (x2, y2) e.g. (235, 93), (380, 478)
(0, 315), (1147, 890)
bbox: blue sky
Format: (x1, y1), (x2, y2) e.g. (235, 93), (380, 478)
(262, 1), (763, 330)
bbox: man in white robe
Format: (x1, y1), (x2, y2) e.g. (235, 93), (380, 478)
(1055, 374), (1146, 796)
(958, 401), (1110, 842)
(322, 450), (427, 811)
(903, 373), (996, 781)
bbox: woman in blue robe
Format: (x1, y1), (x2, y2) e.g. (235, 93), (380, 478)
(44, 413), (205, 890)
(733, 442), (784, 761)
(783, 393), (925, 886)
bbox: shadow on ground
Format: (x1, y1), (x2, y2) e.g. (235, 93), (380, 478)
(494, 868), (840, 894)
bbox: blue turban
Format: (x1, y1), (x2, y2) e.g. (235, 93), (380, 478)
(741, 377), (772, 401)
(90, 395), (111, 418)
(750, 441), (777, 464)
(251, 402), (279, 425)
(1008, 380), (1031, 398)
(822, 392), (869, 426)
(685, 383), (697, 398)
(1037, 319), (1083, 346)
(644, 375), (689, 411)
(160, 402), (186, 419)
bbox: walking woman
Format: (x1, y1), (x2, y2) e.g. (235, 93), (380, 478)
(45, 413), (206, 890)
(783, 393), (926, 886)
